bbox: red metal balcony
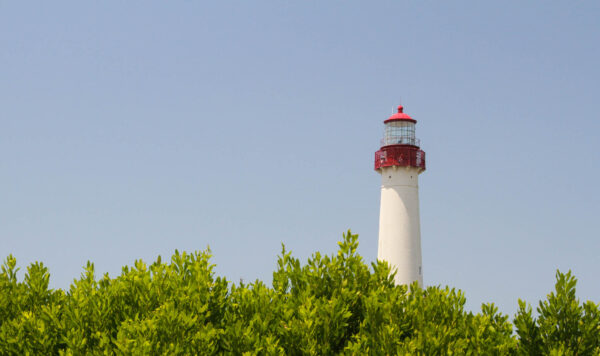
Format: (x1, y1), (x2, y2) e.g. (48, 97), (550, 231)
(375, 145), (426, 171)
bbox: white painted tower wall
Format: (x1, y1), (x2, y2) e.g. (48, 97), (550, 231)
(377, 165), (423, 286)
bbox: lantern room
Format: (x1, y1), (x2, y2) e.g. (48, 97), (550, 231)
(382, 105), (419, 147)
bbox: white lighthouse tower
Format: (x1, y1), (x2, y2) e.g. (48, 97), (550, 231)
(375, 105), (426, 286)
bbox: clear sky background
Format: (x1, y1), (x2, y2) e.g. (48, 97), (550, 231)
(1, 1), (599, 316)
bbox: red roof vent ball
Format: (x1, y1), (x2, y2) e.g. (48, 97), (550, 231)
(384, 105), (416, 123)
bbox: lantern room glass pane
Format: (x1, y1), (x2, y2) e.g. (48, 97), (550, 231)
(384, 122), (417, 146)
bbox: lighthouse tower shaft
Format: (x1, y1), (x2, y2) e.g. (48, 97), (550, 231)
(374, 105), (426, 286)
(378, 166), (423, 286)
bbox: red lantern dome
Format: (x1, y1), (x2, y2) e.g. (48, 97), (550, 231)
(384, 105), (417, 124)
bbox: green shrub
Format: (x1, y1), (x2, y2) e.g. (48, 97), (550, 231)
(1, 231), (598, 355)
(514, 271), (600, 356)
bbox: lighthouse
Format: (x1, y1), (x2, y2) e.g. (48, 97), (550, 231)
(375, 105), (426, 286)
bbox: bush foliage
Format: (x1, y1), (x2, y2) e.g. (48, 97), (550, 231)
(1, 231), (599, 355)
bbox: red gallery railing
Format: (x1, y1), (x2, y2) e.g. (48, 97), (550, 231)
(375, 145), (426, 171)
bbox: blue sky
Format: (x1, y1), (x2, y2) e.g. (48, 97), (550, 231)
(1, 1), (599, 315)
